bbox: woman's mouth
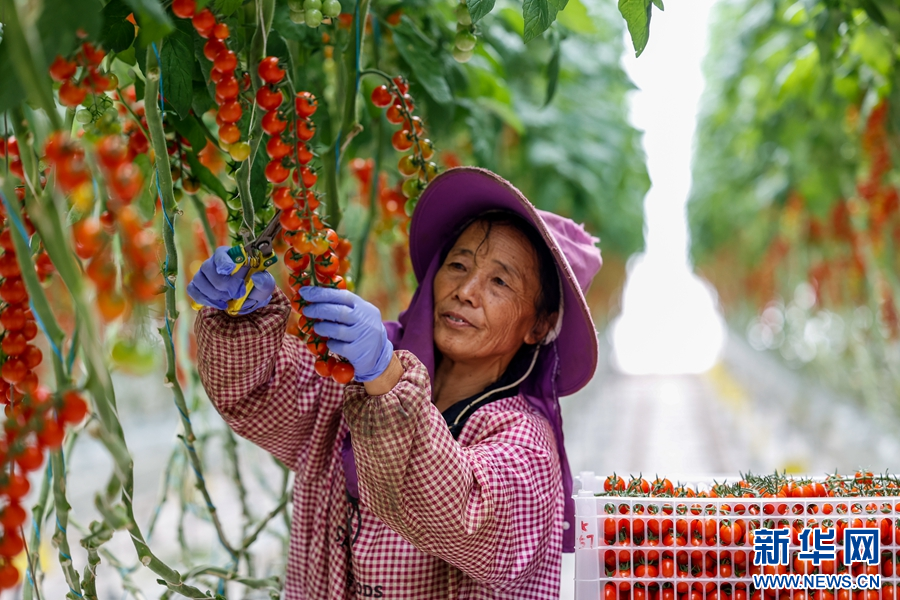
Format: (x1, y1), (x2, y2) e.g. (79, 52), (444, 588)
(442, 312), (473, 328)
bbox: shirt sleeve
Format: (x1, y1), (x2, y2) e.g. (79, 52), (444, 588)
(194, 285), (336, 470)
(342, 349), (561, 590)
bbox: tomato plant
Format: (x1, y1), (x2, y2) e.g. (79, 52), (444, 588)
(688, 0), (900, 410)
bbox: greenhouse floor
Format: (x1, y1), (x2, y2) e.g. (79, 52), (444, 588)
(14, 329), (900, 599)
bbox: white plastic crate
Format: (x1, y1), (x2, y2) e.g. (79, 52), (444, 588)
(573, 472), (900, 600)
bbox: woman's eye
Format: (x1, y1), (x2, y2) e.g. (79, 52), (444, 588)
(449, 262), (465, 270)
(493, 277), (507, 287)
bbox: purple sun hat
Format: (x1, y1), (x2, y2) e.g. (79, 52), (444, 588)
(408, 166), (602, 396)
(378, 166), (603, 552)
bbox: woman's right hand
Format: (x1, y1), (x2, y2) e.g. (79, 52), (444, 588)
(187, 246), (277, 314)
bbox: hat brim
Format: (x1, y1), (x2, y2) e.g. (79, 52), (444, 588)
(410, 167), (599, 397)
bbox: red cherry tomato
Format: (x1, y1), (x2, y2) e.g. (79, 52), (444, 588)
(58, 80), (87, 107)
(49, 56), (77, 82)
(192, 9), (216, 37)
(331, 361), (355, 384)
(265, 160), (290, 184)
(171, 0), (197, 17)
(258, 56), (285, 84)
(256, 86), (284, 111)
(295, 91), (318, 117)
(261, 111), (287, 136)
(370, 85), (393, 108)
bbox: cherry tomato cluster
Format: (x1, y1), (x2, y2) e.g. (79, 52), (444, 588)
(0, 214), (91, 588)
(44, 132), (144, 214)
(164, 133), (206, 203)
(589, 473), (900, 600)
(0, 369), (88, 591)
(0, 137), (23, 181)
(171, 0), (252, 161)
(115, 86), (152, 164)
(599, 472), (900, 499)
(49, 40), (115, 109)
(254, 80), (356, 383)
(349, 158), (407, 221)
(452, 4), (477, 63)
(286, 0), (341, 28)
(0, 233), (43, 399)
(74, 206), (162, 322)
(369, 77), (438, 215)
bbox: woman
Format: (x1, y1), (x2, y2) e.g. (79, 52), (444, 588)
(188, 167), (602, 599)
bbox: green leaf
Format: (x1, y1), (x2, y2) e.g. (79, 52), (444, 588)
(859, 0), (887, 26)
(618, 0), (652, 57)
(272, 1), (311, 41)
(499, 7), (525, 37)
(480, 97), (524, 133)
(544, 32), (561, 106)
(133, 153), (157, 223)
(184, 151), (231, 201)
(101, 0), (137, 53)
(116, 46), (137, 65)
(391, 18), (453, 104)
(0, 46), (25, 113)
(159, 21), (195, 120)
(651, 0), (663, 10)
(557, 0), (597, 34)
(192, 80), (216, 116)
(37, 0), (103, 66)
(523, 0), (555, 43)
(549, 0), (568, 17)
(170, 114), (207, 152)
(123, 0), (174, 43)
(250, 144), (268, 213)
(215, 0), (244, 17)
(468, 0), (496, 23)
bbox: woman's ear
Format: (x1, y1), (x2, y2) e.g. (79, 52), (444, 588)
(525, 311), (559, 345)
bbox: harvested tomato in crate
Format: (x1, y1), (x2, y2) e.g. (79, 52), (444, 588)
(573, 472), (900, 600)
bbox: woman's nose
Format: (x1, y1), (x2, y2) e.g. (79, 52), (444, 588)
(454, 271), (483, 306)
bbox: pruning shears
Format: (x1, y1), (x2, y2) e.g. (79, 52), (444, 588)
(191, 210), (283, 316)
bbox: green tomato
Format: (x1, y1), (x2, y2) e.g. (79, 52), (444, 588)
(305, 8), (323, 27)
(75, 109), (93, 124)
(288, 0), (304, 9)
(229, 141), (251, 161)
(401, 177), (421, 199)
(289, 8), (306, 23)
(111, 338), (158, 375)
(303, 0), (323, 11)
(322, 0), (341, 18)
(456, 4), (472, 26)
(455, 31), (477, 52)
(225, 195), (243, 211)
(452, 47), (474, 63)
(404, 195), (418, 217)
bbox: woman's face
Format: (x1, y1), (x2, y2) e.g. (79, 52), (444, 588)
(432, 220), (552, 367)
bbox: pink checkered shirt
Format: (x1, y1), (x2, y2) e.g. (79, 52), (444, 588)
(195, 287), (563, 599)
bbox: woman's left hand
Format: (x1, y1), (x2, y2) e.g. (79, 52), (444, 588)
(299, 286), (394, 382)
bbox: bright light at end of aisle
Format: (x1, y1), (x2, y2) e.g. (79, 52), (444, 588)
(609, 0), (725, 375)
(610, 254), (726, 374)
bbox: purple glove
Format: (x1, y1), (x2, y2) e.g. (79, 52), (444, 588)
(298, 286), (393, 382)
(187, 246), (277, 315)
